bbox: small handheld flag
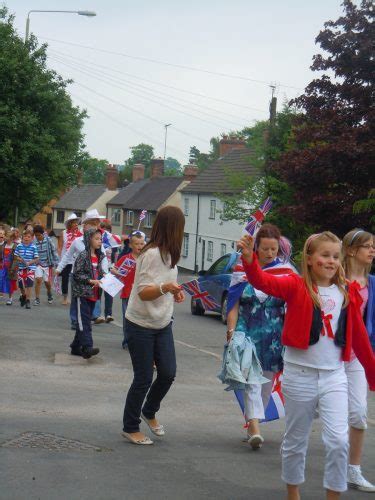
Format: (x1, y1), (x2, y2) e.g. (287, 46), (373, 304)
(102, 231), (122, 249)
(245, 197), (273, 236)
(180, 279), (220, 311)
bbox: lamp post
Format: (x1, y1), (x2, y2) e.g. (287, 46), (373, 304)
(163, 123), (171, 162)
(25, 10), (96, 42)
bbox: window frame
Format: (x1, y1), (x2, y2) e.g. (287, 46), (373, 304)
(209, 200), (216, 220)
(183, 197), (189, 216)
(220, 243), (227, 257)
(144, 212), (152, 228)
(126, 210), (134, 226)
(182, 233), (189, 257)
(112, 208), (121, 225)
(56, 210), (65, 224)
(207, 240), (214, 261)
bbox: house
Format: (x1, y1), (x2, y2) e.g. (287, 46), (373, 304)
(109, 159), (196, 238)
(52, 164), (119, 234)
(180, 137), (258, 272)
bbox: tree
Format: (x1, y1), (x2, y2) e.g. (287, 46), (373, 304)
(164, 157), (182, 176)
(188, 137), (220, 171)
(78, 153), (108, 184)
(0, 8), (85, 223)
(272, 0), (374, 236)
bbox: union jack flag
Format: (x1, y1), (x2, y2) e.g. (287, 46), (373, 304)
(117, 257), (136, 277)
(245, 197), (273, 236)
(139, 209), (147, 222)
(180, 279), (219, 311)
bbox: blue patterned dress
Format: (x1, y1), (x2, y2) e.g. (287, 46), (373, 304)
(235, 283), (285, 373)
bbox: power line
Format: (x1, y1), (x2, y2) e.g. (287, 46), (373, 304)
(70, 92), (188, 159)
(48, 47), (263, 121)
(39, 35), (303, 91)
(49, 54), (249, 130)
(48, 47), (267, 115)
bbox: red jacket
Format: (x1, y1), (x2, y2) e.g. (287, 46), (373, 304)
(242, 254), (375, 390)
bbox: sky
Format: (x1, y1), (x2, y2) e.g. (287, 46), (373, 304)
(8, 0), (345, 166)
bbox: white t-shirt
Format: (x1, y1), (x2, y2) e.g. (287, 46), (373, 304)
(284, 284), (344, 370)
(125, 247), (178, 329)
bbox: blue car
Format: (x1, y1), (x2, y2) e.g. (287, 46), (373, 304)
(190, 253), (238, 324)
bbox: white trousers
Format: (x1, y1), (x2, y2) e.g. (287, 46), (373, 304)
(244, 370), (273, 420)
(281, 362), (348, 493)
(345, 357), (368, 430)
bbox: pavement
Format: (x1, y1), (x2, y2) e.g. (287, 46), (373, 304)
(0, 281), (374, 500)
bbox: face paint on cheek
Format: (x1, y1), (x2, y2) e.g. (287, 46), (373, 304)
(316, 260), (324, 267)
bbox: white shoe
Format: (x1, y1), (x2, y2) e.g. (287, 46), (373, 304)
(247, 434), (264, 450)
(348, 465), (375, 492)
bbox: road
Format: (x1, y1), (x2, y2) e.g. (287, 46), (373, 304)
(0, 281), (374, 500)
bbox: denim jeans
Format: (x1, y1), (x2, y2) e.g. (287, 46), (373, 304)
(70, 294), (77, 325)
(70, 297), (96, 349)
(122, 298), (129, 347)
(92, 298), (101, 319)
(123, 319), (176, 433)
(104, 291), (113, 317)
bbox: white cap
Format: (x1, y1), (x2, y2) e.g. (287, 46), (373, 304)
(81, 209), (106, 223)
(64, 213), (81, 226)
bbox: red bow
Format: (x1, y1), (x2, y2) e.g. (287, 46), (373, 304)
(321, 313), (334, 339)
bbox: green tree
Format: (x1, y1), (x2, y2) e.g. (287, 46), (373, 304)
(188, 137), (220, 171)
(164, 157), (182, 176)
(77, 152), (108, 184)
(0, 8), (85, 223)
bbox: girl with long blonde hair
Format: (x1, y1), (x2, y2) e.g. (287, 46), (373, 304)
(237, 231), (375, 500)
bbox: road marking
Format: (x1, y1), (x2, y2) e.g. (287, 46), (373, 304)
(175, 340), (221, 360)
(112, 321), (221, 360)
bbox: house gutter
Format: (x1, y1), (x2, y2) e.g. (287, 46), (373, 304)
(194, 193), (200, 273)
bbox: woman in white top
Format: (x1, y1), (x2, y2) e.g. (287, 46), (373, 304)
(122, 206), (185, 445)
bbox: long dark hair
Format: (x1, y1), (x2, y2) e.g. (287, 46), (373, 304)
(141, 206), (185, 268)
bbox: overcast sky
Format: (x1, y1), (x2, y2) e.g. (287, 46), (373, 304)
(9, 0), (345, 166)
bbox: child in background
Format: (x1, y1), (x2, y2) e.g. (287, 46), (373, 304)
(342, 229), (375, 492)
(112, 231), (145, 349)
(0, 229), (18, 305)
(14, 229), (39, 309)
(71, 229), (105, 359)
(238, 231), (375, 500)
(33, 225), (59, 305)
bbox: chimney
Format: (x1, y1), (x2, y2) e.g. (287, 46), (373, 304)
(77, 168), (83, 187)
(218, 135), (247, 158)
(132, 163), (145, 182)
(105, 163), (119, 190)
(183, 164), (198, 181)
(150, 158), (164, 179)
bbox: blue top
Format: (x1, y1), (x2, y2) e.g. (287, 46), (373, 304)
(14, 243), (39, 270)
(366, 274), (375, 350)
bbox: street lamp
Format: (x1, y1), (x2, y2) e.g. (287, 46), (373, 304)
(163, 123), (172, 161)
(25, 10), (97, 42)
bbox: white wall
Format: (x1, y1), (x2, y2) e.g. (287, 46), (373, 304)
(180, 193), (243, 272)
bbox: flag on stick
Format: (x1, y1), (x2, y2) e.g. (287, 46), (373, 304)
(245, 197), (273, 236)
(180, 279), (219, 311)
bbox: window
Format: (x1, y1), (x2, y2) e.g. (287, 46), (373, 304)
(220, 243), (227, 256)
(209, 200), (216, 219)
(56, 210), (65, 224)
(182, 234), (189, 257)
(183, 197), (189, 216)
(207, 255), (230, 275)
(112, 208), (121, 225)
(46, 213), (52, 229)
(144, 212), (152, 228)
(207, 241), (214, 261)
(126, 210), (134, 226)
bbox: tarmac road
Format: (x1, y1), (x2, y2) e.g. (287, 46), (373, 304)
(0, 282), (374, 500)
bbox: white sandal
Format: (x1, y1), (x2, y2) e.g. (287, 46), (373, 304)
(141, 413), (165, 437)
(122, 432), (154, 445)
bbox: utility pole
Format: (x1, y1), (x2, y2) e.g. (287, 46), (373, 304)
(163, 123), (171, 161)
(269, 84), (277, 127)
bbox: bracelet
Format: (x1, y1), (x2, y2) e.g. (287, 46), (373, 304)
(159, 283), (166, 295)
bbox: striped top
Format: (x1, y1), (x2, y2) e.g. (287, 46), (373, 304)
(35, 236), (58, 267)
(14, 243), (39, 270)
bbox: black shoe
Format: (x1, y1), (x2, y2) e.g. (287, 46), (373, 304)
(70, 347), (83, 357)
(19, 295), (26, 307)
(71, 323), (77, 331)
(82, 347), (100, 359)
(47, 294), (53, 304)
(25, 300), (31, 309)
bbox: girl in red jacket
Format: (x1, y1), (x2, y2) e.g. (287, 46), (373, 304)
(237, 231), (375, 500)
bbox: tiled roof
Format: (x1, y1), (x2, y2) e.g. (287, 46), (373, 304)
(107, 180), (148, 206)
(124, 177), (185, 211)
(181, 148), (258, 194)
(54, 184), (107, 210)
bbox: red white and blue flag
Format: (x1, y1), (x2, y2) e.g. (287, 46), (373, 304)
(102, 231), (122, 249)
(245, 197), (273, 236)
(180, 279), (219, 311)
(116, 258), (136, 277)
(139, 209), (147, 222)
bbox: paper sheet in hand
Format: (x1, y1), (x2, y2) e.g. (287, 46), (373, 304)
(99, 273), (124, 297)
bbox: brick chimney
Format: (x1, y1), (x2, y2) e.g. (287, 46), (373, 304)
(219, 135), (247, 158)
(150, 158), (164, 179)
(105, 164), (119, 190)
(183, 164), (198, 181)
(132, 163), (145, 182)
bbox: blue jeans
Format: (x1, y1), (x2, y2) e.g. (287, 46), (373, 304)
(70, 297), (95, 349)
(122, 298), (129, 347)
(104, 291), (113, 317)
(70, 295), (77, 325)
(123, 319), (176, 433)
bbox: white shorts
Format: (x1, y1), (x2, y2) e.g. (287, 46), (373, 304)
(35, 265), (51, 282)
(345, 357), (368, 430)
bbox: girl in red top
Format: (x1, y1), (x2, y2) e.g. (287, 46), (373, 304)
(238, 231), (375, 500)
(112, 232), (145, 349)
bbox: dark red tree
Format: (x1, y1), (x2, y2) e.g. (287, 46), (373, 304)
(273, 0), (374, 235)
